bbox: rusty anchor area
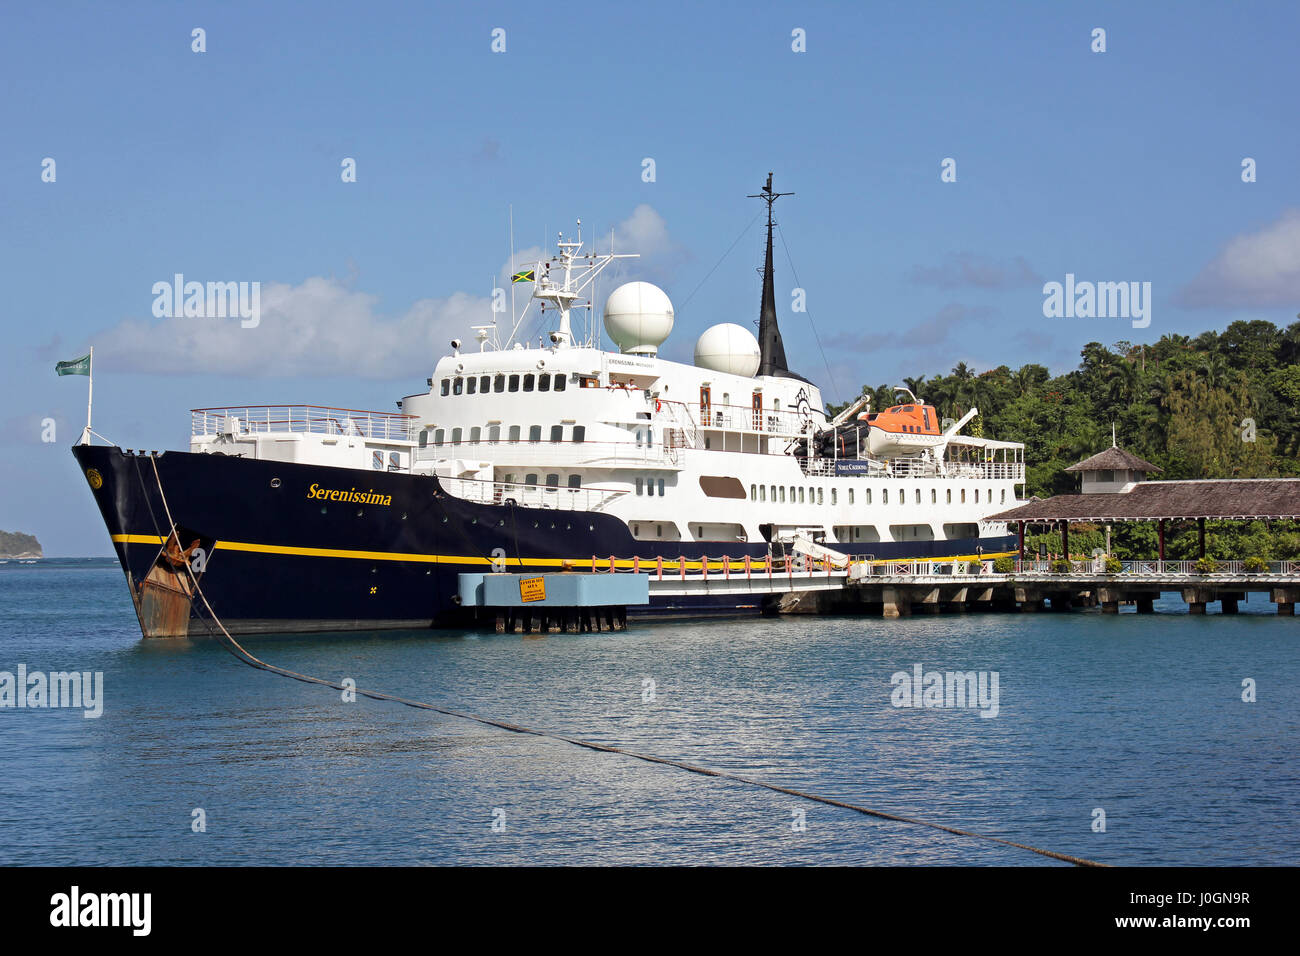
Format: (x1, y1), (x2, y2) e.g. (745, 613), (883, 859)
(131, 530), (204, 639)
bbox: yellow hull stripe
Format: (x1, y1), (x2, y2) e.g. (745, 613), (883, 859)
(109, 533), (1014, 572)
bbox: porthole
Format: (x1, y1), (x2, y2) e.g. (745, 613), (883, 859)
(270, 478), (281, 488)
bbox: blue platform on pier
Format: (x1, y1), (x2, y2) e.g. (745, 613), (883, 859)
(458, 572), (650, 608)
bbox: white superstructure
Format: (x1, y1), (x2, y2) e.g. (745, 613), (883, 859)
(189, 179), (1026, 555)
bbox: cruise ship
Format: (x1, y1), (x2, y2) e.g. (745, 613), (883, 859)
(73, 176), (1024, 637)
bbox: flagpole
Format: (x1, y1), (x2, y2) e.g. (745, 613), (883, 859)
(82, 346), (93, 445)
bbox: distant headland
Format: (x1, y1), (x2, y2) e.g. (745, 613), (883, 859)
(0, 531), (43, 559)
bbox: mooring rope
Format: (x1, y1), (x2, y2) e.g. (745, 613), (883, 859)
(145, 455), (1106, 867)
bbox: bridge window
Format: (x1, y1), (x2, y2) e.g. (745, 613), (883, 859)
(546, 473), (559, 487)
(480, 375), (489, 393)
(529, 425), (542, 443)
(494, 374), (505, 393)
(568, 475), (581, 488)
(508, 425), (520, 442)
(488, 425), (500, 442)
(453, 377), (464, 395)
(467, 377), (476, 394)
(539, 375), (550, 392)
(523, 373), (535, 392)
(550, 425), (563, 442)
(470, 426), (481, 442)
(440, 379), (450, 396)
(572, 425), (585, 443)
(508, 374), (520, 392)
(636, 478), (644, 495)
(451, 427), (462, 443)
(554, 374), (567, 391)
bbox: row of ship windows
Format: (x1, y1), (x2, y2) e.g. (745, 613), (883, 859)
(749, 485), (1008, 506)
(440, 373), (569, 396)
(421, 425), (587, 446)
(501, 473), (583, 489)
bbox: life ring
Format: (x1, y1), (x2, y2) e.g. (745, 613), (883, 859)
(655, 399), (662, 413)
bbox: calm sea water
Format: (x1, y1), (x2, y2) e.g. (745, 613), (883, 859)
(0, 559), (1296, 866)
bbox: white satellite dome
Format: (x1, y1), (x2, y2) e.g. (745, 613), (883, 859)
(603, 282), (674, 356)
(694, 323), (761, 377)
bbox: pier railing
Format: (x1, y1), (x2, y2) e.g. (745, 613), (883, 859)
(854, 558), (1300, 580)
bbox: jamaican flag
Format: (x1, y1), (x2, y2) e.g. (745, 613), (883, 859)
(511, 270), (535, 284)
(55, 354), (91, 376)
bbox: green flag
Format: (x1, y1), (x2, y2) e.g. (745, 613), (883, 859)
(511, 270), (535, 284)
(55, 354), (91, 376)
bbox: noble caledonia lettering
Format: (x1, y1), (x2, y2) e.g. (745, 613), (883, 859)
(308, 483), (393, 506)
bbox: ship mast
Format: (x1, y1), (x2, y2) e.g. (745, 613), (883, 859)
(749, 172), (794, 378)
(522, 221), (637, 349)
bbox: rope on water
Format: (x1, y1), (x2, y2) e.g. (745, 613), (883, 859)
(145, 455), (1107, 867)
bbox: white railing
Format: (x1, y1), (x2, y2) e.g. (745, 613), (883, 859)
(440, 476), (628, 513)
(416, 439), (677, 469)
(697, 401), (809, 435)
(193, 406), (416, 442)
(848, 558), (1300, 579)
(1013, 559), (1300, 576)
(798, 454), (1024, 481)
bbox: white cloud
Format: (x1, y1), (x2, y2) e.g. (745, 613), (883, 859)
(1177, 208), (1300, 307)
(95, 279), (488, 379)
(94, 206), (680, 378)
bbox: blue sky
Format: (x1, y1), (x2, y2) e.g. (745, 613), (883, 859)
(2, 0), (1298, 554)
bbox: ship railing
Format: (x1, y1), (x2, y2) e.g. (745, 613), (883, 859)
(695, 401), (811, 436)
(439, 475), (628, 513)
(793, 455), (1022, 481)
(192, 406), (416, 442)
(415, 439), (678, 469)
(942, 461), (1025, 480)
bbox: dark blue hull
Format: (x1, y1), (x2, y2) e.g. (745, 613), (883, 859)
(71, 445), (1017, 637)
